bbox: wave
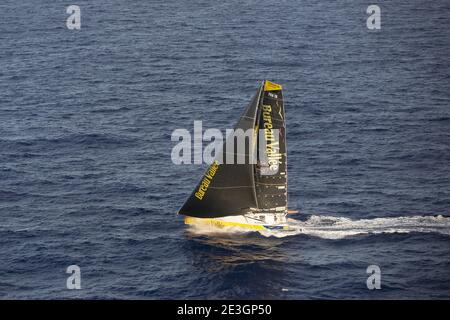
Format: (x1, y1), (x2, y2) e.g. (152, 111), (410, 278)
(260, 215), (450, 239)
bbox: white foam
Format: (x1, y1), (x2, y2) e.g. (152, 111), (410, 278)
(185, 215), (450, 239)
(186, 223), (252, 236)
(259, 215), (450, 239)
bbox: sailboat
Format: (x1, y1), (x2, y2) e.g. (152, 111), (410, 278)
(178, 80), (296, 232)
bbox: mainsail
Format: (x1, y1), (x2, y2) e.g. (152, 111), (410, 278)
(178, 80), (287, 218)
(254, 81), (287, 212)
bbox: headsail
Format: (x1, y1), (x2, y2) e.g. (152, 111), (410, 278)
(178, 80), (287, 218)
(178, 84), (263, 218)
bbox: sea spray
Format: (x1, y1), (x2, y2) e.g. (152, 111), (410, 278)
(259, 215), (450, 239)
(186, 215), (450, 239)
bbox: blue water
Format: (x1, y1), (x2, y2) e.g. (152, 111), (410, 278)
(1, 0), (450, 299)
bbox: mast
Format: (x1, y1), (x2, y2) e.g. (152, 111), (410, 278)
(249, 81), (265, 210)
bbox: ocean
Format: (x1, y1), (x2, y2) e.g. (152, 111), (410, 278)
(1, 0), (450, 299)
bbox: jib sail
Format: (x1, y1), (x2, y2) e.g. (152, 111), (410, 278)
(177, 84), (263, 218)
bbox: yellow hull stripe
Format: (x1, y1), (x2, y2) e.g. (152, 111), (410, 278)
(264, 80), (282, 92)
(184, 216), (266, 230)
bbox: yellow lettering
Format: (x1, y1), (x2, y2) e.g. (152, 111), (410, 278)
(194, 160), (220, 201)
(263, 105), (272, 112)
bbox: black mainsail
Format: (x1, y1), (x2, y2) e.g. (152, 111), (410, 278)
(254, 82), (287, 212)
(178, 80), (287, 218)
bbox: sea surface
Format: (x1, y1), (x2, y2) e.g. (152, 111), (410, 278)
(1, 0), (450, 299)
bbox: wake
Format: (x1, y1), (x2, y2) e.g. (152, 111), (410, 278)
(260, 215), (450, 239)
